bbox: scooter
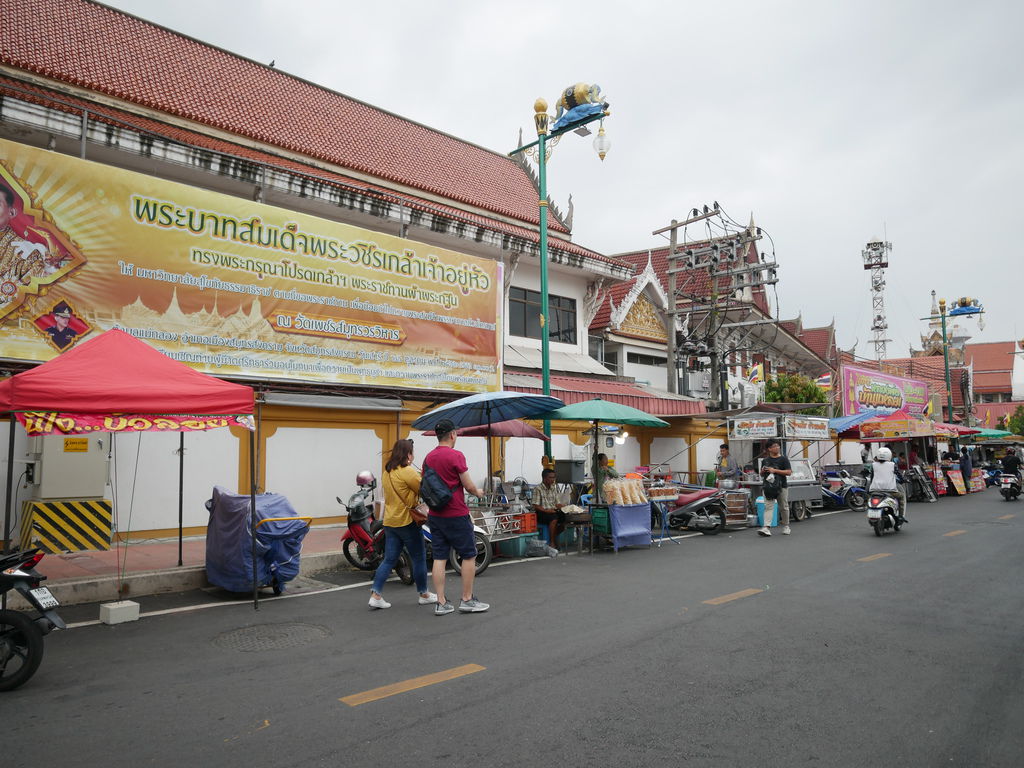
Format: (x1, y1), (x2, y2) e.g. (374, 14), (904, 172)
(665, 486), (728, 535)
(421, 521), (492, 576)
(998, 473), (1021, 501)
(1, 547), (66, 691)
(866, 491), (903, 536)
(821, 470), (869, 511)
(982, 465), (1002, 488)
(338, 471), (412, 584)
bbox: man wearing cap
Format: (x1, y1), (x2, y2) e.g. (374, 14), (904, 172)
(43, 301), (79, 350)
(422, 419), (489, 615)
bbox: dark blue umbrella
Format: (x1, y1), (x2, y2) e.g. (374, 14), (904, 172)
(411, 391), (564, 431)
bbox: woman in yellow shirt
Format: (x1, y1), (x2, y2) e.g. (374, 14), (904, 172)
(369, 439), (437, 609)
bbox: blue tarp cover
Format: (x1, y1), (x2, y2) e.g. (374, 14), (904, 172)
(609, 503), (652, 552)
(828, 410), (887, 434)
(205, 485), (309, 593)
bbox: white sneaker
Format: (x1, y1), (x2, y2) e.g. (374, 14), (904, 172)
(418, 592), (438, 605)
(368, 595), (391, 609)
(782, 525), (791, 535)
(758, 527), (772, 537)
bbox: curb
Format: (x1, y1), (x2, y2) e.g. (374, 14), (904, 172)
(6, 550), (345, 609)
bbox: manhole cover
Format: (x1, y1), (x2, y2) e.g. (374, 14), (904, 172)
(213, 622), (330, 652)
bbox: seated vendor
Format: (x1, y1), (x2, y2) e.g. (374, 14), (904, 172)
(532, 468), (565, 556)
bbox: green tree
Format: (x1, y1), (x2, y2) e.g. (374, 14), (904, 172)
(764, 372), (829, 416)
(1007, 405), (1024, 436)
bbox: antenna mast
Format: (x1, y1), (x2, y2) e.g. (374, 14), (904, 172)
(861, 237), (892, 360)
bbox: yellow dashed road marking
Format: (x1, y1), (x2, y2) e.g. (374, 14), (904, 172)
(340, 663), (485, 706)
(943, 530), (967, 537)
(703, 588), (763, 605)
(857, 553), (893, 562)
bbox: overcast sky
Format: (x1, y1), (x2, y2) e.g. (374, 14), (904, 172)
(104, 0), (1023, 358)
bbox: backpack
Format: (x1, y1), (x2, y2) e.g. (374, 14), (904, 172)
(419, 464), (454, 512)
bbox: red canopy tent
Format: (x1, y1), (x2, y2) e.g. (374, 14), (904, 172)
(0, 330), (264, 606)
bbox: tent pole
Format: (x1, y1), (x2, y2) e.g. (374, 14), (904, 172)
(251, 429), (259, 610)
(3, 413), (14, 555)
(177, 432), (184, 567)
(2, 414), (14, 610)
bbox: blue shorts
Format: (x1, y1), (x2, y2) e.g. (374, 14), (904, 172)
(428, 514), (477, 560)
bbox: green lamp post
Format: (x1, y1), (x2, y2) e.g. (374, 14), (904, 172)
(509, 87), (611, 458)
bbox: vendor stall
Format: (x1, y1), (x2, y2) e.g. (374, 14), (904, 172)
(727, 413), (830, 521)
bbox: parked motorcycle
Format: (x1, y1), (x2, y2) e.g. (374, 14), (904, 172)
(998, 473), (1021, 501)
(821, 470), (869, 511)
(338, 471), (412, 584)
(665, 486), (728, 535)
(421, 520), (492, 576)
(1, 548), (66, 691)
(982, 464), (1002, 488)
(866, 491), (902, 536)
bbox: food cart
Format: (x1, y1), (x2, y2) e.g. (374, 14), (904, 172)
(727, 413), (829, 521)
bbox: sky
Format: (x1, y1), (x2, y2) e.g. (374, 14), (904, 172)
(103, 0), (1023, 358)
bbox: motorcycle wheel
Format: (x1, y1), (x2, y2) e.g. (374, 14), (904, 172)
(0, 608), (44, 692)
(449, 532), (492, 576)
(395, 552), (414, 585)
(872, 522), (883, 537)
(342, 538), (376, 571)
(848, 489), (868, 511)
(699, 508), (727, 535)
(791, 501), (808, 521)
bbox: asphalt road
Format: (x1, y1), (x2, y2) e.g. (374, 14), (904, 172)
(5, 490), (1023, 767)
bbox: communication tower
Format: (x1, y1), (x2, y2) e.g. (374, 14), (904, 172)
(861, 238), (892, 360)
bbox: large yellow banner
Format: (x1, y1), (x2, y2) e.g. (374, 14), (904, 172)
(0, 139), (501, 392)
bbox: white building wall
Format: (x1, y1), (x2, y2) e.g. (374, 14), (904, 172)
(651, 437), (689, 476)
(108, 428), (239, 533)
(696, 439), (720, 484)
(507, 264), (589, 356)
(624, 361), (665, 386)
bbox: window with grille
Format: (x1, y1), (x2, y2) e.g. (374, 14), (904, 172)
(509, 287), (577, 344)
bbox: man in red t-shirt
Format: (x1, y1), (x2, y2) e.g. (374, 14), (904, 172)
(423, 419), (488, 615)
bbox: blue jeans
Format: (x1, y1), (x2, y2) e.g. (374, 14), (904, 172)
(371, 523), (428, 594)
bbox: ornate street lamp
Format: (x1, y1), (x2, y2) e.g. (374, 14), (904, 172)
(510, 85), (611, 457)
(922, 296), (984, 430)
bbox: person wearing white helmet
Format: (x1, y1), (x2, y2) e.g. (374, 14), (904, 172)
(870, 446), (906, 522)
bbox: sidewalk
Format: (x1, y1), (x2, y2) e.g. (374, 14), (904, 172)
(9, 525), (348, 608)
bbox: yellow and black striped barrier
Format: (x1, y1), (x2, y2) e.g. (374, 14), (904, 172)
(19, 499), (113, 553)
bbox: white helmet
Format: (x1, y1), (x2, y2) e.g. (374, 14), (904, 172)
(876, 447), (892, 461)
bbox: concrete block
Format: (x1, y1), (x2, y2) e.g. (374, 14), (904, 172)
(99, 600), (140, 625)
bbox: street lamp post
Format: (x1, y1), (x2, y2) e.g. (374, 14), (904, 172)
(510, 88), (610, 458)
(922, 296), (984, 432)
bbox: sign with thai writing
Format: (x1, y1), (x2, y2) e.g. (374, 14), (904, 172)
(19, 411), (254, 436)
(0, 139), (501, 392)
(840, 365), (929, 417)
(728, 417), (778, 439)
(783, 416), (830, 440)
(859, 417), (933, 441)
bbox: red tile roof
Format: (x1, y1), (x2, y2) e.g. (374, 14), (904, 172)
(0, 76), (627, 269)
(976, 401), (1024, 427)
(964, 341), (1015, 394)
(506, 373), (706, 417)
(1, 0), (567, 234)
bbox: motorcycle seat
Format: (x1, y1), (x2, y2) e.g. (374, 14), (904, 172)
(674, 488), (719, 507)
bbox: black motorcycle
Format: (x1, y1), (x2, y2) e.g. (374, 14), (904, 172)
(1, 548), (66, 691)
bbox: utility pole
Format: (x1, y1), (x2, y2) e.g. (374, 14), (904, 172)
(656, 206), (778, 408)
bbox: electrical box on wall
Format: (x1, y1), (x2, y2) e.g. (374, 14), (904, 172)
(30, 434), (109, 500)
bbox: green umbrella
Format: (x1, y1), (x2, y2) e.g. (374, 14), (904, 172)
(536, 398), (670, 502)
(972, 428), (1013, 439)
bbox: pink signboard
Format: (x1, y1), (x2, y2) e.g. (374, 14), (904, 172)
(841, 365), (929, 417)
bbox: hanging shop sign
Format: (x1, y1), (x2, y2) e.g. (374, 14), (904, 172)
(840, 365), (929, 417)
(783, 415), (830, 441)
(728, 416), (779, 439)
(858, 417), (933, 441)
(0, 139), (501, 393)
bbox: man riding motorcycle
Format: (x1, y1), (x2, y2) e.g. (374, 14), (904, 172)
(869, 447), (907, 523)
(1000, 447), (1021, 481)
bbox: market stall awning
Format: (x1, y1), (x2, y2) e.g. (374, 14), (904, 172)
(970, 428), (1013, 439)
(504, 372), (704, 417)
(828, 410), (887, 433)
(932, 422), (981, 437)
